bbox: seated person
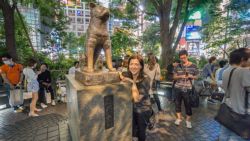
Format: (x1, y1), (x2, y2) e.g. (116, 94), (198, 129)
(37, 63), (56, 107)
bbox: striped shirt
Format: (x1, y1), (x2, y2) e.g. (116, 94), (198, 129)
(174, 63), (199, 89)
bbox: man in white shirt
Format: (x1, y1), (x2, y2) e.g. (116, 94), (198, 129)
(68, 61), (80, 75)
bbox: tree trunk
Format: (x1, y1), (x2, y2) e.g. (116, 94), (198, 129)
(160, 10), (173, 68)
(0, 1), (18, 61)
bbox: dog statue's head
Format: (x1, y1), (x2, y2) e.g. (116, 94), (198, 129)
(89, 3), (109, 21)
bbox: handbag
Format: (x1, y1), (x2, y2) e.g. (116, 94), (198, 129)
(9, 86), (24, 107)
(46, 92), (51, 104)
(189, 87), (199, 108)
(211, 92), (224, 102)
(189, 81), (199, 108)
(152, 72), (157, 91)
(215, 68), (250, 139)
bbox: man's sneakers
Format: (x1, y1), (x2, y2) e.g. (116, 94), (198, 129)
(40, 103), (48, 109)
(51, 100), (56, 106)
(174, 119), (182, 126)
(186, 121), (192, 129)
(175, 119), (192, 129)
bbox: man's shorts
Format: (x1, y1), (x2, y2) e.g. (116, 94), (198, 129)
(27, 79), (39, 93)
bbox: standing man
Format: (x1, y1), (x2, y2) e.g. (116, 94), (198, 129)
(68, 61), (80, 75)
(0, 54), (23, 112)
(173, 50), (199, 128)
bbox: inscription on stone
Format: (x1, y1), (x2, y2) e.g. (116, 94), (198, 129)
(104, 95), (114, 129)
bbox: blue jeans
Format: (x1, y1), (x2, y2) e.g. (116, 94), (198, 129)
(219, 126), (250, 141)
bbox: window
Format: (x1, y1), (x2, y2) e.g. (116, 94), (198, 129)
(77, 25), (84, 31)
(77, 18), (83, 24)
(85, 18), (90, 23)
(69, 17), (75, 23)
(68, 10), (75, 16)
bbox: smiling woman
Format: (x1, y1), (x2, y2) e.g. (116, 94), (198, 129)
(120, 54), (153, 141)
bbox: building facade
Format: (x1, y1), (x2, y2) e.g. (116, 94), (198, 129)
(18, 4), (42, 50)
(62, 0), (112, 37)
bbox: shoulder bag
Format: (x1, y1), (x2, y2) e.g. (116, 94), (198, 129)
(215, 68), (250, 139)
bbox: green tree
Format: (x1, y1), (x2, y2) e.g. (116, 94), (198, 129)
(115, 0), (214, 68)
(111, 28), (138, 58)
(142, 23), (160, 55)
(202, 0), (249, 57)
(62, 32), (86, 58)
(0, 0), (67, 60)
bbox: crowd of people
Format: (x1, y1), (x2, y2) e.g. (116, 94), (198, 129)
(0, 55), (56, 117)
(1, 47), (250, 141)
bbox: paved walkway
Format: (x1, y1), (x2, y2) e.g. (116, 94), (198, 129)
(0, 83), (228, 141)
(147, 96), (221, 141)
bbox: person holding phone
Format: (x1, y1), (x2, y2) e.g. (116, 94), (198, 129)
(173, 50), (199, 128)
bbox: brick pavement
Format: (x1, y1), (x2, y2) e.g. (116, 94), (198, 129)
(0, 103), (70, 141)
(146, 96), (221, 141)
(0, 95), (223, 141)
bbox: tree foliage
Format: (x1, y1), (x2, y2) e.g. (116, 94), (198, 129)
(142, 23), (160, 55)
(0, 0), (67, 60)
(111, 28), (138, 58)
(202, 0), (250, 57)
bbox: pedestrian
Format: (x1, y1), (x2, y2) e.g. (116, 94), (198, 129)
(23, 59), (42, 117)
(0, 54), (24, 112)
(119, 54), (152, 141)
(219, 48), (250, 141)
(144, 53), (162, 112)
(215, 60), (228, 87)
(202, 56), (217, 103)
(68, 61), (80, 75)
(37, 63), (56, 107)
(173, 50), (199, 129)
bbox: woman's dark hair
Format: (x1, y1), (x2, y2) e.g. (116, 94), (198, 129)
(209, 56), (216, 63)
(127, 54), (145, 81)
(41, 63), (48, 68)
(229, 48), (250, 65)
(219, 60), (227, 68)
(2, 54), (12, 59)
(74, 61), (79, 66)
(27, 59), (37, 67)
(147, 54), (156, 63)
(178, 50), (188, 57)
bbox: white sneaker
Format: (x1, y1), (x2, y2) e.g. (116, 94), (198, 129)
(51, 100), (56, 106)
(28, 112), (39, 117)
(186, 121), (192, 128)
(174, 119), (182, 126)
(40, 103), (48, 108)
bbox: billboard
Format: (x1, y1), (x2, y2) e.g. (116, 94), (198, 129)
(186, 25), (201, 40)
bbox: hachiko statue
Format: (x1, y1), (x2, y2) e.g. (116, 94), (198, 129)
(85, 3), (115, 73)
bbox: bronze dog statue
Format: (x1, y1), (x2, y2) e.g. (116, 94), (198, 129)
(84, 3), (115, 73)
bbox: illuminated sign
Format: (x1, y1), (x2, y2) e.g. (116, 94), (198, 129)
(186, 26), (201, 40)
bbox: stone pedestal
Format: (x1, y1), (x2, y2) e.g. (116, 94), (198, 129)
(75, 71), (120, 86)
(66, 75), (132, 141)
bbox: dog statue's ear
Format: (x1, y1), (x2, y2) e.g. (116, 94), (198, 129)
(89, 2), (96, 9)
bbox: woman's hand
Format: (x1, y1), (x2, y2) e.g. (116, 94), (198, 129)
(119, 72), (134, 83)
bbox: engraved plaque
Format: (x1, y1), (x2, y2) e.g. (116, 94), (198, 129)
(104, 95), (114, 129)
